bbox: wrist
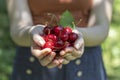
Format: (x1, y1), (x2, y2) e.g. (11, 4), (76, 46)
(29, 24), (45, 35)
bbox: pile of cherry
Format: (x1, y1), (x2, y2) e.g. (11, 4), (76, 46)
(41, 25), (78, 52)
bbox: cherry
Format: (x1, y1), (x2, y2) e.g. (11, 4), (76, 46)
(42, 25), (79, 53)
(63, 27), (72, 34)
(59, 31), (69, 41)
(54, 40), (64, 50)
(69, 32), (78, 42)
(44, 34), (57, 42)
(53, 26), (63, 36)
(43, 41), (54, 50)
(43, 26), (52, 35)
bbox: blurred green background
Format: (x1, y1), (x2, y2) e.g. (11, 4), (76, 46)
(0, 0), (120, 80)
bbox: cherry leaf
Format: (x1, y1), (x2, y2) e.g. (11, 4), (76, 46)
(59, 10), (75, 29)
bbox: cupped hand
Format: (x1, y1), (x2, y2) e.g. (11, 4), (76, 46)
(30, 25), (61, 68)
(60, 29), (84, 65)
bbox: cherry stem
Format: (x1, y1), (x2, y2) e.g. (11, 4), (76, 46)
(76, 18), (82, 26)
(47, 13), (59, 26)
(72, 22), (76, 29)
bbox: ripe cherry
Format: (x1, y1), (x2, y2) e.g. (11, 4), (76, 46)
(44, 34), (57, 42)
(64, 27), (72, 34)
(53, 26), (63, 36)
(54, 40), (64, 50)
(69, 32), (78, 42)
(43, 41), (54, 50)
(43, 26), (52, 35)
(42, 25), (79, 53)
(60, 31), (69, 41)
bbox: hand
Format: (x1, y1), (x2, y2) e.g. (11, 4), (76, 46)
(30, 25), (61, 68)
(30, 25), (45, 46)
(60, 29), (84, 65)
(31, 46), (61, 68)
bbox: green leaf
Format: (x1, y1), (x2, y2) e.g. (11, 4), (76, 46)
(59, 10), (75, 29)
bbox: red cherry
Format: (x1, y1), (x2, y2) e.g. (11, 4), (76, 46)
(54, 40), (64, 50)
(42, 25), (78, 53)
(44, 34), (57, 42)
(43, 26), (52, 35)
(60, 31), (69, 41)
(64, 27), (72, 34)
(43, 41), (54, 50)
(53, 26), (63, 36)
(69, 32), (78, 42)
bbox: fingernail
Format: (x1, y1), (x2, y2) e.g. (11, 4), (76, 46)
(50, 52), (56, 57)
(60, 51), (65, 56)
(38, 38), (45, 46)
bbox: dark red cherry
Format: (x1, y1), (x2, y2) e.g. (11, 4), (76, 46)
(43, 26), (52, 35)
(43, 41), (54, 50)
(53, 26), (63, 36)
(69, 32), (78, 42)
(44, 34), (57, 42)
(54, 40), (64, 50)
(60, 31), (69, 41)
(64, 27), (72, 34)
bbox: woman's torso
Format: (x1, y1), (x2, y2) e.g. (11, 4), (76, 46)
(28, 0), (93, 27)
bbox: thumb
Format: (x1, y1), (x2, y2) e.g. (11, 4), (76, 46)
(33, 34), (45, 47)
(74, 34), (84, 50)
(72, 29), (84, 50)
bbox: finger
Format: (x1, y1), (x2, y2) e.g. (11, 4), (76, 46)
(40, 52), (56, 66)
(47, 57), (64, 68)
(74, 34), (84, 50)
(62, 58), (70, 65)
(63, 47), (82, 58)
(57, 57), (64, 63)
(60, 47), (75, 58)
(56, 57), (64, 68)
(59, 50), (66, 56)
(64, 47), (74, 53)
(33, 34), (45, 46)
(79, 43), (84, 54)
(72, 49), (83, 58)
(47, 59), (60, 68)
(74, 40), (84, 57)
(31, 47), (51, 59)
(31, 40), (41, 50)
(64, 53), (76, 60)
(38, 50), (50, 60)
(58, 64), (63, 69)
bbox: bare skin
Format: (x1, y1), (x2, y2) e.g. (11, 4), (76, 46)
(7, 0), (113, 68)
